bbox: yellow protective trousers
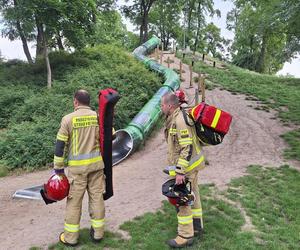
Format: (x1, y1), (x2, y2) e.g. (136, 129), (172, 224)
(177, 170), (203, 238)
(64, 169), (105, 244)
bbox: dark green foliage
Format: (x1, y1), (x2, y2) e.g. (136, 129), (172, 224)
(0, 45), (162, 170)
(0, 51), (90, 87)
(0, 119), (58, 170)
(0, 86), (33, 128)
(227, 0), (298, 74)
(0, 60), (46, 86)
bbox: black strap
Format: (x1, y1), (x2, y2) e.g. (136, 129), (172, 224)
(180, 108), (195, 127)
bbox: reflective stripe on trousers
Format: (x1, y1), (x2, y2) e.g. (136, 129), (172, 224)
(54, 155), (64, 164)
(192, 208), (202, 218)
(177, 215), (193, 225)
(91, 218), (105, 229)
(64, 223), (80, 233)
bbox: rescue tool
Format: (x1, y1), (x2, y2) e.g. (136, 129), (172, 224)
(98, 88), (120, 200)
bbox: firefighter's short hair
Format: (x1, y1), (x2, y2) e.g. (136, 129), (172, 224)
(74, 89), (90, 106)
(162, 92), (179, 106)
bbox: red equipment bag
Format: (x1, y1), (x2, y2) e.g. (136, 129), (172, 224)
(190, 102), (232, 134)
(98, 88), (120, 200)
(181, 102), (232, 146)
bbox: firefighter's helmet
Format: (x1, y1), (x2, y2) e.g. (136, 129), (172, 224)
(175, 89), (187, 104)
(162, 179), (194, 207)
(41, 174), (70, 204)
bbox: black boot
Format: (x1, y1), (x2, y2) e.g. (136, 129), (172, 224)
(167, 235), (194, 248)
(90, 227), (103, 243)
(193, 218), (203, 237)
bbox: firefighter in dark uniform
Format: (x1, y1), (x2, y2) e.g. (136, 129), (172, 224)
(161, 92), (205, 248)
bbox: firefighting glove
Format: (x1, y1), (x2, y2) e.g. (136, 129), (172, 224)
(163, 166), (177, 176)
(53, 168), (65, 175)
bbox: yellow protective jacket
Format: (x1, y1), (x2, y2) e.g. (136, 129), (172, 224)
(164, 107), (205, 175)
(53, 105), (104, 175)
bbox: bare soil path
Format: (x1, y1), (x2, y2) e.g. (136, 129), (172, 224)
(0, 53), (297, 249)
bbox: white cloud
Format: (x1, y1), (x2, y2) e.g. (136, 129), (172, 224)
(277, 56), (300, 77)
(0, 37), (35, 61)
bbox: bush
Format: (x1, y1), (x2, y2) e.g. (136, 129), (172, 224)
(10, 92), (73, 124)
(0, 118), (57, 169)
(0, 45), (162, 170)
(0, 86), (34, 128)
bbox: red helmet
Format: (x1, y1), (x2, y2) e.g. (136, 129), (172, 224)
(175, 89), (187, 104)
(42, 174), (70, 203)
(162, 179), (194, 207)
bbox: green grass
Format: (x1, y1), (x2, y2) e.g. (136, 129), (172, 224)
(227, 165), (300, 249)
(48, 165), (300, 250)
(177, 52), (300, 162)
(280, 130), (300, 161)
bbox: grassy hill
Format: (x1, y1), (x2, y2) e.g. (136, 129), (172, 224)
(0, 46), (162, 174)
(179, 52), (300, 163)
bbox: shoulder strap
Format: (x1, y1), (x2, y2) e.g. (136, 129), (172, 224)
(180, 107), (195, 127)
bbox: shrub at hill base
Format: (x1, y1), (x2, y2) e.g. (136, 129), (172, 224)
(0, 45), (162, 171)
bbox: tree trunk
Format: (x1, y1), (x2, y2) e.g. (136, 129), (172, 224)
(139, 24), (144, 45)
(256, 33), (267, 73)
(13, 0), (33, 64)
(44, 42), (52, 89)
(142, 14), (148, 43)
(56, 35), (64, 50)
(186, 0), (196, 45)
(166, 34), (170, 50)
(36, 17), (44, 57)
(139, 0), (155, 44)
(193, 2), (202, 53)
(139, 0), (144, 44)
(16, 21), (33, 64)
(40, 24), (52, 88)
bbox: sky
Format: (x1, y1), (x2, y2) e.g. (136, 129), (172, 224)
(0, 0), (299, 77)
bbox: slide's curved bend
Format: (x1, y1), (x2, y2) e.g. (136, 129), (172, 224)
(112, 36), (180, 165)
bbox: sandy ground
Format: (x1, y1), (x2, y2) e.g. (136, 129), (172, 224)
(0, 53), (298, 250)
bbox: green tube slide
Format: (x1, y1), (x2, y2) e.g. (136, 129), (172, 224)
(13, 36), (180, 200)
(112, 36), (180, 165)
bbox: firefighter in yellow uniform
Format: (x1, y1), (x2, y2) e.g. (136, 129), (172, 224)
(53, 89), (105, 247)
(161, 92), (205, 248)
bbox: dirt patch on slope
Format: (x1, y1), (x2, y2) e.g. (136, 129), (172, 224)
(0, 53), (296, 249)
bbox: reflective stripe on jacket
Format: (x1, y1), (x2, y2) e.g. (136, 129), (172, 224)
(165, 107), (205, 175)
(53, 106), (104, 173)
